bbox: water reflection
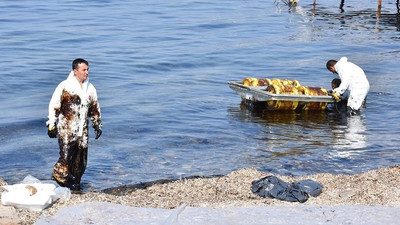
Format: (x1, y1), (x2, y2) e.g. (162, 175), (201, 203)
(331, 114), (368, 151)
(229, 102), (341, 157)
(376, 12), (400, 31)
(235, 101), (333, 125)
(310, 0), (400, 32)
(228, 101), (370, 174)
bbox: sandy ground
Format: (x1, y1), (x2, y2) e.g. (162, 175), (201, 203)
(1, 166), (400, 224)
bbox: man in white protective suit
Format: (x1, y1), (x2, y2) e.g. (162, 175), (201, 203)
(46, 58), (102, 190)
(326, 57), (370, 115)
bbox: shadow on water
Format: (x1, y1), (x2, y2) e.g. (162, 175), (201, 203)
(227, 100), (371, 176)
(235, 100), (348, 126)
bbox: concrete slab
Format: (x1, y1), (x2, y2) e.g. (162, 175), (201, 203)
(36, 202), (399, 225)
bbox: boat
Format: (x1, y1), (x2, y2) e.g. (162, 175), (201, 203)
(228, 78), (334, 111)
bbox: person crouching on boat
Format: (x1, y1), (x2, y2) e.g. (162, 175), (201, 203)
(46, 58), (102, 190)
(326, 57), (370, 115)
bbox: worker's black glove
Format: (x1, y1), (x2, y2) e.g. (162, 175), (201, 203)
(47, 124), (58, 138)
(93, 120), (102, 139)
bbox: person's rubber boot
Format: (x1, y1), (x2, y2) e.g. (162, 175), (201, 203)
(347, 107), (360, 116)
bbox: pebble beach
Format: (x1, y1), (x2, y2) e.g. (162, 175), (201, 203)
(2, 166), (400, 224)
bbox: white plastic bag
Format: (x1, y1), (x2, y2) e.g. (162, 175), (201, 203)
(1, 175), (71, 211)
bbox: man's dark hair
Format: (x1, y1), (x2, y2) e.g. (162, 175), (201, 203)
(331, 78), (341, 89)
(72, 58), (89, 70)
(326, 60), (337, 70)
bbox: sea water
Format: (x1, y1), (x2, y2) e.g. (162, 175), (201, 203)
(1, 0), (400, 190)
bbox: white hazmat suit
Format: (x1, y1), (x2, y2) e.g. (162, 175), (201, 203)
(47, 71), (101, 189)
(333, 57), (370, 111)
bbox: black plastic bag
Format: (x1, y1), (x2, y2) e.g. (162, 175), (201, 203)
(292, 179), (323, 197)
(251, 176), (323, 203)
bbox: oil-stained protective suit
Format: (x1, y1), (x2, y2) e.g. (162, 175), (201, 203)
(332, 57), (370, 111)
(47, 71), (101, 188)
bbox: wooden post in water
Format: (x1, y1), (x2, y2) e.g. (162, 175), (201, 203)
(339, 0), (345, 13)
(377, 0), (382, 19)
(313, 0), (317, 15)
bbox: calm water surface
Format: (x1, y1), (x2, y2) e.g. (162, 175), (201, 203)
(1, 0), (400, 190)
